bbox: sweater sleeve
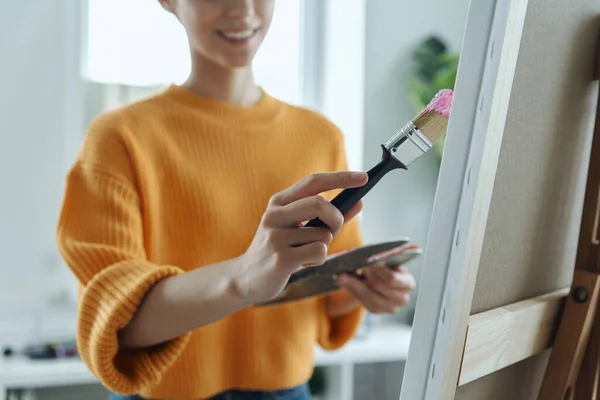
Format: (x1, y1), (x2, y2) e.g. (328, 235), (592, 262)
(317, 129), (367, 350)
(56, 145), (191, 394)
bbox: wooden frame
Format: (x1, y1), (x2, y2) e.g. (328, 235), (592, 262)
(400, 0), (530, 398)
(459, 289), (567, 386)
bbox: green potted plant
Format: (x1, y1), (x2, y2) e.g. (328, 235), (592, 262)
(408, 36), (459, 159)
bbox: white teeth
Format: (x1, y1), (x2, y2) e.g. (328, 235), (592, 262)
(221, 30), (254, 40)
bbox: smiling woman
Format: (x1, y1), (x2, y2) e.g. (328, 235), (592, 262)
(60, 1), (390, 400)
(83, 0), (304, 105)
(159, 0), (274, 70)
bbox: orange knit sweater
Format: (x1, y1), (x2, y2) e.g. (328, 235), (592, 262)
(56, 85), (365, 400)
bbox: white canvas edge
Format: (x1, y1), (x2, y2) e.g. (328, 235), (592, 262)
(399, 0), (530, 398)
(399, 0), (499, 396)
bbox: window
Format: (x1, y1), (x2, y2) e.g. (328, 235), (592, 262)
(253, 0), (303, 105)
(83, 0), (305, 106)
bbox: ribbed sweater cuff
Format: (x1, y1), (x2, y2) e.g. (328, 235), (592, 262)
(77, 261), (192, 395)
(317, 291), (366, 350)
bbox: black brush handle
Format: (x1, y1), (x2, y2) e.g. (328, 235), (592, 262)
(305, 146), (406, 228)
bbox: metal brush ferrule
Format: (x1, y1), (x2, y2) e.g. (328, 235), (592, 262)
(383, 120), (432, 167)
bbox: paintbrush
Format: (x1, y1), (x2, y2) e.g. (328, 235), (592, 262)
(305, 88), (453, 228)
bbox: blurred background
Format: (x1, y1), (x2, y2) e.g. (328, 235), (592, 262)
(0, 1), (469, 399)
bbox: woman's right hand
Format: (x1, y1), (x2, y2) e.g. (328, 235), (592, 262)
(234, 171), (368, 305)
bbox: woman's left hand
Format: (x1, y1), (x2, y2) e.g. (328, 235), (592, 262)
(335, 265), (416, 314)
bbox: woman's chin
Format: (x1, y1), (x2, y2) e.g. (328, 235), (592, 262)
(224, 57), (255, 69)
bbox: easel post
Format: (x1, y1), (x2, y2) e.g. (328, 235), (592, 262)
(537, 26), (600, 400)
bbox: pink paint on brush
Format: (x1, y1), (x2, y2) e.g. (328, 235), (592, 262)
(419, 89), (454, 118)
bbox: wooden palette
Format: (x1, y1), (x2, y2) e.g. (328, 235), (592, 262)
(256, 238), (422, 306)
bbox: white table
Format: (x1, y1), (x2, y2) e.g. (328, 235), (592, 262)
(0, 324), (411, 400)
(315, 324), (412, 365)
(314, 324), (412, 400)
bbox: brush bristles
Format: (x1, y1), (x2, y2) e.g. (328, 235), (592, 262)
(412, 110), (449, 144)
(411, 89), (453, 144)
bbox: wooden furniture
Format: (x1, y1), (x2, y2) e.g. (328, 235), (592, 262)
(536, 19), (600, 400)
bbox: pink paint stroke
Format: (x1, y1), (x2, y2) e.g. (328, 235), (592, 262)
(419, 89), (454, 118)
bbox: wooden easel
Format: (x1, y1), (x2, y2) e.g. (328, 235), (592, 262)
(537, 29), (600, 400)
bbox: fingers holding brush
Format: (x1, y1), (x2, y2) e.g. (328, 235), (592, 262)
(264, 171), (367, 236)
(235, 171), (369, 305)
(276, 227), (333, 248)
(267, 195), (345, 235)
(271, 171), (369, 206)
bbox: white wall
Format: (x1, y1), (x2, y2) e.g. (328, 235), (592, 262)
(361, 0), (471, 323)
(0, 1), (83, 345)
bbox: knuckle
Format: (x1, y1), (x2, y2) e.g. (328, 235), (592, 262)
(312, 195), (327, 213)
(306, 173), (320, 186)
(316, 242), (328, 264)
(332, 171), (345, 181)
(331, 210), (344, 232)
(262, 209), (278, 226)
(400, 293), (411, 305)
(320, 229), (334, 245)
(268, 193), (279, 205)
(407, 276), (417, 290)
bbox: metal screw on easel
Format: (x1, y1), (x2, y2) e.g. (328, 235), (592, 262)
(571, 286), (589, 303)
